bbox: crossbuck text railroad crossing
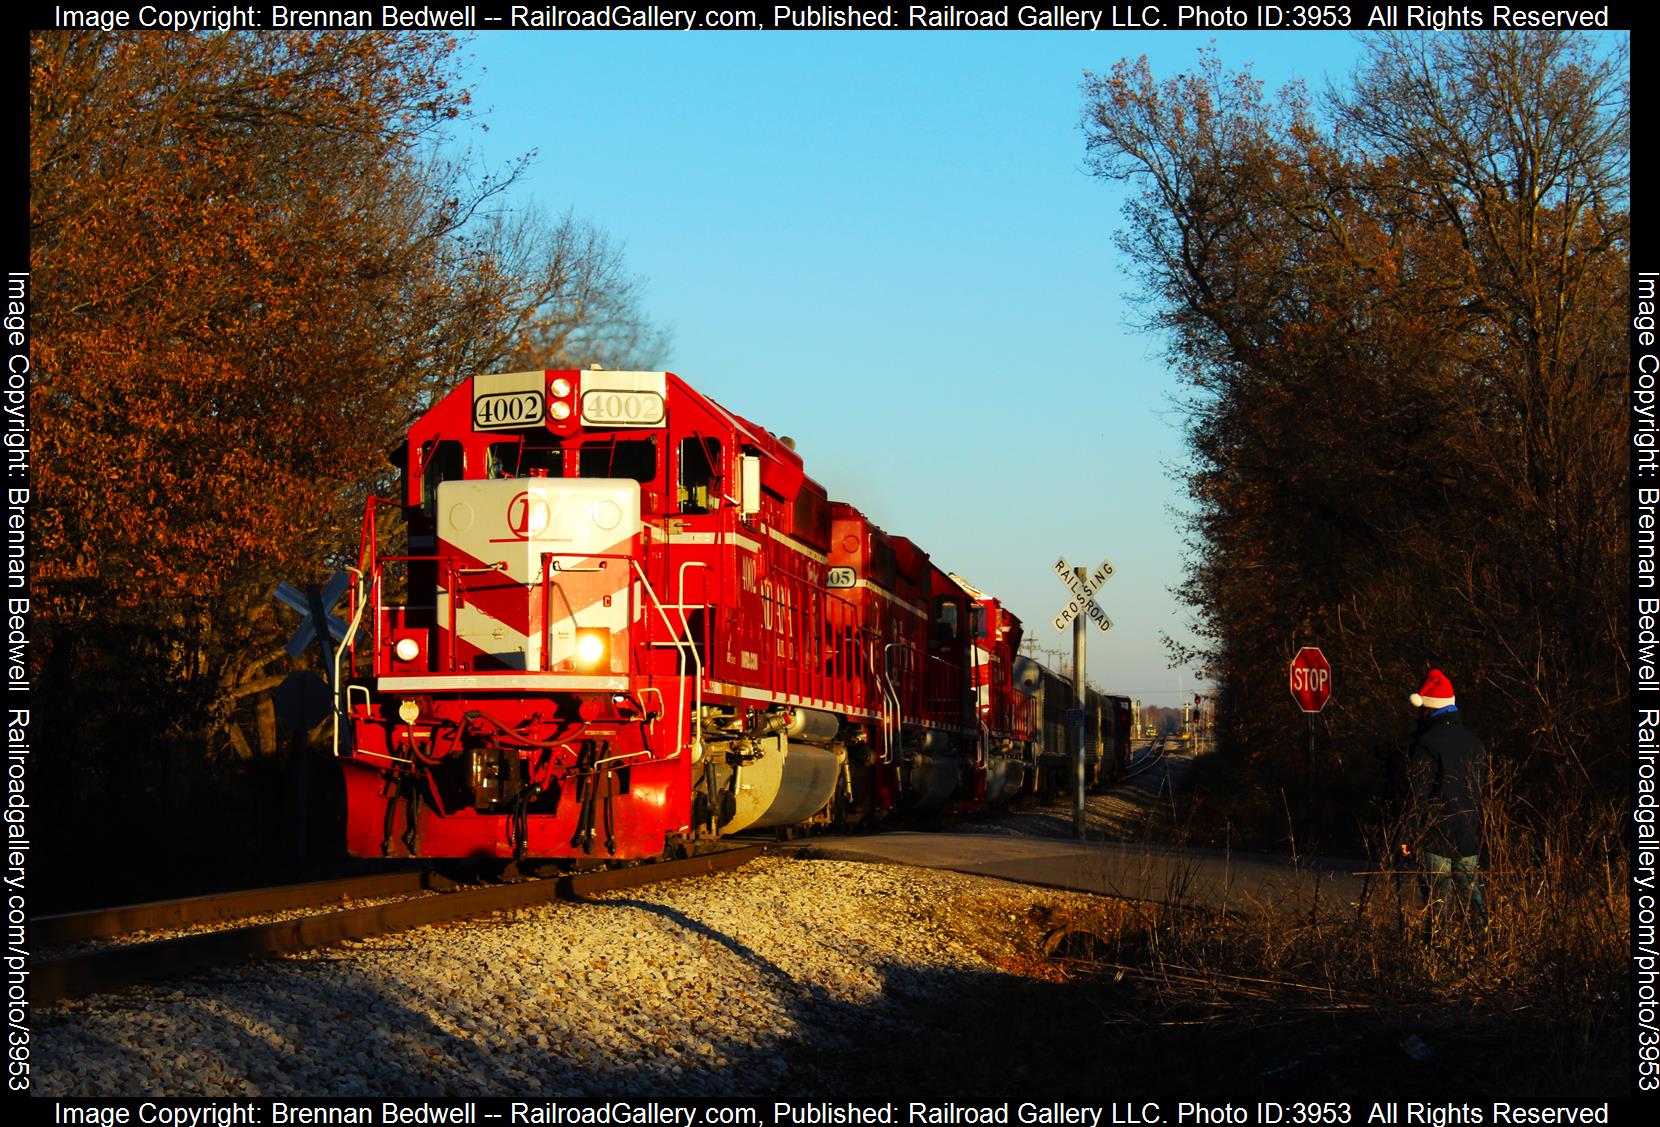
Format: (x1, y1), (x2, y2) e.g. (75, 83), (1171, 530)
(1052, 557), (1114, 633)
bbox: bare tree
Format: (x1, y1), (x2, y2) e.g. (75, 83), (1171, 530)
(1081, 33), (1628, 814)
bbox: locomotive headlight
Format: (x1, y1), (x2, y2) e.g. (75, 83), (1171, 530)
(574, 629), (609, 670)
(393, 636), (422, 663)
(397, 699), (421, 725)
(550, 378), (573, 398)
(548, 400), (573, 421)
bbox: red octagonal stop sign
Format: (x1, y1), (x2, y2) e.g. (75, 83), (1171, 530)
(1289, 646), (1333, 713)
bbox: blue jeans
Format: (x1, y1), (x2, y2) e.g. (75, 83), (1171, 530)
(1422, 850), (1487, 933)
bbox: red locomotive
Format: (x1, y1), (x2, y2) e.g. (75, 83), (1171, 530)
(335, 369), (1113, 861)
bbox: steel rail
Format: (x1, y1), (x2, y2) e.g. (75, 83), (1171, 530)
(31, 846), (764, 1006)
(34, 869), (439, 949)
(1122, 736), (1168, 783)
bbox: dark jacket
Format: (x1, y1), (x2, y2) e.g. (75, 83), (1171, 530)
(1409, 708), (1487, 857)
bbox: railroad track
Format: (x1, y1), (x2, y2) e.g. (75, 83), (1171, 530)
(31, 845), (765, 1006)
(35, 867), (443, 948)
(1122, 735), (1168, 782)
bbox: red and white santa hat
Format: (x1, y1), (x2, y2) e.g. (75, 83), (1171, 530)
(1410, 668), (1455, 709)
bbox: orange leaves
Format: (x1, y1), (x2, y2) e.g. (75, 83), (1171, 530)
(30, 31), (477, 626)
(32, 30), (665, 768)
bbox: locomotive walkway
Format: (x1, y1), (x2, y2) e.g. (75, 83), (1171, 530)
(790, 831), (1371, 920)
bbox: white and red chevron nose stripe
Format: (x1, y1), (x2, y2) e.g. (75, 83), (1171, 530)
(970, 642), (994, 703)
(435, 478), (640, 672)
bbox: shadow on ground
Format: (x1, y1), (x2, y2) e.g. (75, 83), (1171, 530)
(34, 899), (1623, 1100)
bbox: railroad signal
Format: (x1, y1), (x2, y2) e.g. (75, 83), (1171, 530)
(1289, 646), (1333, 713)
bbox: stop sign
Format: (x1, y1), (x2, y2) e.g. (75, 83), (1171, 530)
(1289, 647), (1333, 713)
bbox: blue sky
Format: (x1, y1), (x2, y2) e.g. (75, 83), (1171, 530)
(455, 30), (1371, 706)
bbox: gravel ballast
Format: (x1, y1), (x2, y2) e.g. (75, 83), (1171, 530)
(32, 856), (1118, 1098)
(33, 754), (1203, 1099)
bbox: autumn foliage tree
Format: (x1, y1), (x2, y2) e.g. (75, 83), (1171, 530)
(1082, 33), (1628, 833)
(30, 31), (665, 881)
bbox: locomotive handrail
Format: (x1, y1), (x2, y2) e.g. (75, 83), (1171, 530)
(631, 558), (705, 763)
(527, 548), (629, 680)
(330, 566), (368, 761)
(588, 748), (653, 773)
(445, 555), (457, 669)
(361, 544), (623, 681)
(878, 642), (903, 764)
(363, 551), (456, 675)
(823, 590), (861, 709)
(675, 560), (710, 763)
(762, 566), (862, 708)
(371, 548), (645, 679)
(539, 553), (551, 673)
(352, 494), (391, 679)
(917, 648), (971, 734)
(357, 494), (400, 579)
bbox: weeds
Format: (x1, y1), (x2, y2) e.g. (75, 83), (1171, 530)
(1007, 788), (1627, 1095)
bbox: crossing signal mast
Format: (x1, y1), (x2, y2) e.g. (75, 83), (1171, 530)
(1049, 555), (1113, 839)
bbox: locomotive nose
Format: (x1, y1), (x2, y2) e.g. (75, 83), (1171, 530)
(437, 477), (641, 675)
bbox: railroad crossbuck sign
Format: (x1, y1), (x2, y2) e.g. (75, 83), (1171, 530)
(1289, 646), (1333, 713)
(1051, 557), (1114, 632)
(274, 572), (351, 659)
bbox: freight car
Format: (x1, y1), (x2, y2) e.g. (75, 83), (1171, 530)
(1011, 658), (1131, 793)
(331, 368), (1058, 861)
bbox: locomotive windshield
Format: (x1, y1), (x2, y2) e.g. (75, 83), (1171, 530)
(486, 440), (562, 479)
(578, 437), (656, 483)
(476, 436), (658, 483)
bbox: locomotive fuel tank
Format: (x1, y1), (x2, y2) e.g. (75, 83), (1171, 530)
(902, 749), (963, 814)
(708, 712), (844, 833)
(985, 755), (1027, 805)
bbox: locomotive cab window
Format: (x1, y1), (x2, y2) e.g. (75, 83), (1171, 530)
(579, 438), (657, 484)
(420, 439), (464, 520)
(970, 605), (988, 641)
(487, 440), (562, 479)
(678, 436), (721, 513)
(933, 598), (959, 643)
(793, 484), (830, 551)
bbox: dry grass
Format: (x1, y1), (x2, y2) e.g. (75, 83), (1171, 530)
(974, 794), (1628, 1096)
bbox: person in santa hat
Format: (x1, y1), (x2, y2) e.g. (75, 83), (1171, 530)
(1408, 668), (1488, 934)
